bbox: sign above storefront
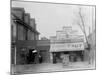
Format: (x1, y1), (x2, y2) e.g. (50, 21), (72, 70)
(50, 42), (84, 52)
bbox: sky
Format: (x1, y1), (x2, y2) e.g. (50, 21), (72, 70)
(12, 1), (95, 39)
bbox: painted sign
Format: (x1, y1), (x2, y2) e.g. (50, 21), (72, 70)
(50, 42), (84, 52)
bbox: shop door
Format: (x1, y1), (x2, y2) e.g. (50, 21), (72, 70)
(40, 50), (50, 63)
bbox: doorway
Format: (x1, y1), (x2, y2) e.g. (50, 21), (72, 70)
(40, 50), (50, 63)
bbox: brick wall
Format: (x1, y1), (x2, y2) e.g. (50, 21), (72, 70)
(12, 8), (25, 20)
(30, 19), (36, 29)
(17, 25), (25, 40)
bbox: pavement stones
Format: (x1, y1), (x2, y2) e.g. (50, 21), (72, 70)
(11, 61), (95, 74)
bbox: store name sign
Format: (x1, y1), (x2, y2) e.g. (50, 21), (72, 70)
(50, 42), (84, 52)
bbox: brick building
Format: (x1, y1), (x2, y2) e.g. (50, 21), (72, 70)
(11, 7), (39, 64)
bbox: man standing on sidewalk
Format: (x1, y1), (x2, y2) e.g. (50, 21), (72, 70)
(61, 53), (69, 67)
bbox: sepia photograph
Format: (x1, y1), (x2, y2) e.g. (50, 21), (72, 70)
(11, 0), (96, 74)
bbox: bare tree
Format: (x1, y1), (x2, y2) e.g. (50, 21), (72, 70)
(76, 7), (89, 45)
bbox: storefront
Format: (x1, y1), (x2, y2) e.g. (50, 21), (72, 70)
(50, 40), (85, 63)
(39, 50), (50, 63)
(14, 40), (39, 65)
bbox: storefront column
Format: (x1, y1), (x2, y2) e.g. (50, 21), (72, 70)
(50, 52), (53, 63)
(14, 46), (16, 65)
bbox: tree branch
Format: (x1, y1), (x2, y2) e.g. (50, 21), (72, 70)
(78, 7), (89, 45)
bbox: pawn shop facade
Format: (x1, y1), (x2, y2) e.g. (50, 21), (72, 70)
(49, 39), (85, 63)
(49, 26), (85, 63)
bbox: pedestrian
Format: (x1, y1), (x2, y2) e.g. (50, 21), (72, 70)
(61, 53), (69, 67)
(39, 54), (42, 63)
(53, 53), (57, 64)
(26, 53), (29, 64)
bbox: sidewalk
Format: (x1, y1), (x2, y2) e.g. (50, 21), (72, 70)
(11, 61), (95, 74)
